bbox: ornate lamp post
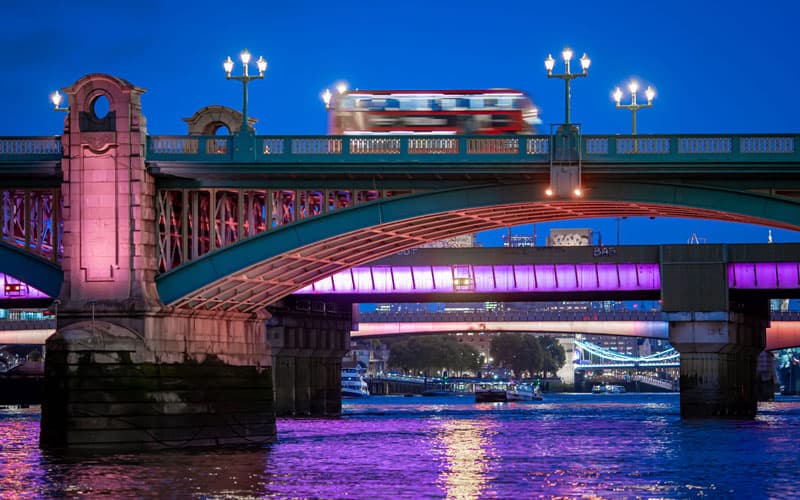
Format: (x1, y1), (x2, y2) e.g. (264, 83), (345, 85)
(544, 46), (590, 125)
(223, 48), (267, 134)
(613, 81), (655, 135)
(50, 90), (69, 112)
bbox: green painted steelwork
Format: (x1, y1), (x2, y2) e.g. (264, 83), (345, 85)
(146, 133), (800, 165)
(154, 180), (800, 307)
(0, 240), (63, 298)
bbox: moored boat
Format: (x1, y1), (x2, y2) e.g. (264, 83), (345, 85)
(341, 368), (370, 398)
(475, 382), (508, 402)
(506, 383), (543, 401)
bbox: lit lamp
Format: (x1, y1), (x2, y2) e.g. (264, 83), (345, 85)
(50, 90), (69, 112)
(613, 81), (655, 135)
(544, 46), (591, 125)
(223, 48), (267, 134)
(321, 82), (348, 110)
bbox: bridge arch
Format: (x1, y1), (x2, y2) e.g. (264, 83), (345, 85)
(156, 180), (800, 311)
(0, 241), (63, 300)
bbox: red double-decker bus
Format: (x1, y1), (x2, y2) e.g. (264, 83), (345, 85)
(327, 89), (541, 135)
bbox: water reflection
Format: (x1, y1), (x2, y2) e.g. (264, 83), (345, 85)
(2, 395), (800, 498)
(433, 419), (494, 499)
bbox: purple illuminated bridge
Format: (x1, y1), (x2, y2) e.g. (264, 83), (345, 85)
(296, 246), (800, 301)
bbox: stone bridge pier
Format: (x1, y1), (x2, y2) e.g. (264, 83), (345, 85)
(39, 74), (277, 450)
(267, 298), (351, 417)
(661, 246), (770, 418)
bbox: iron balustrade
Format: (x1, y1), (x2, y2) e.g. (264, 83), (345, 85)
(1, 134), (798, 162)
(142, 133), (800, 163)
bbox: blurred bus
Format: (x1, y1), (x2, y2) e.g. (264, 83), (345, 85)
(327, 89), (541, 135)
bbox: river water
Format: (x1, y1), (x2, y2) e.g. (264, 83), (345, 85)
(1, 393), (799, 498)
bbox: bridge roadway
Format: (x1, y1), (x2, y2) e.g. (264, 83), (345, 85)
(349, 309), (800, 352)
(2, 73), (800, 449)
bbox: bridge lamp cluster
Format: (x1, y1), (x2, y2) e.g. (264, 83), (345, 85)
(223, 48), (268, 134)
(544, 46), (591, 125)
(544, 187), (583, 198)
(321, 82), (348, 110)
(613, 80), (655, 135)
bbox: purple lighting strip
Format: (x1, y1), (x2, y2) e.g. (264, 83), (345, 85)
(728, 262), (800, 289)
(0, 272), (50, 300)
(297, 263), (661, 294)
(297, 262), (800, 295)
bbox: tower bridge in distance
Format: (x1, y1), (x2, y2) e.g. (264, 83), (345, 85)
(4, 73), (800, 449)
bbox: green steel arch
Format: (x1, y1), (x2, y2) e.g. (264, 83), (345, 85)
(0, 241), (63, 299)
(155, 180), (800, 311)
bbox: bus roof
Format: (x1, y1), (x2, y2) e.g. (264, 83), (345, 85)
(343, 89), (528, 97)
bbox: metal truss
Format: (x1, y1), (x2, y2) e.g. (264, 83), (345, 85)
(1, 188), (61, 263)
(156, 187), (412, 272)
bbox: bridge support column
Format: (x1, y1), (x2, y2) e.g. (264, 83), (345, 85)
(267, 299), (351, 417)
(41, 310), (274, 450)
(667, 311), (767, 418)
(661, 244), (770, 418)
(41, 73), (274, 450)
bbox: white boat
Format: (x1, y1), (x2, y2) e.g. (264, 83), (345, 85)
(506, 383), (543, 401)
(341, 368), (370, 398)
(592, 384), (626, 394)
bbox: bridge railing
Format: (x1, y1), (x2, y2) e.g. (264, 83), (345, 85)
(1, 134), (797, 164)
(0, 137), (62, 161)
(145, 134), (800, 163)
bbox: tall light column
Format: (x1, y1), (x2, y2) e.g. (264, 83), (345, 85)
(224, 49), (267, 134)
(545, 46), (591, 125)
(613, 81), (655, 135)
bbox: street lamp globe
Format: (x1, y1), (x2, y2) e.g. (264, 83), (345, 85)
(240, 49), (251, 65)
(336, 82), (348, 94)
(544, 54), (555, 73)
(321, 88), (332, 108)
(613, 87), (623, 104)
(580, 53), (591, 71)
(223, 56), (234, 77)
(645, 86), (655, 103)
(562, 46), (573, 61)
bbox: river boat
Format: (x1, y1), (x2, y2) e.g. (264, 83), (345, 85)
(342, 368), (370, 398)
(592, 384), (626, 394)
(506, 383), (543, 401)
(475, 382), (508, 402)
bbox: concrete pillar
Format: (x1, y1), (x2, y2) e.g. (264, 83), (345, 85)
(667, 311), (766, 418)
(294, 352), (312, 416)
(661, 245), (768, 419)
(41, 74), (275, 450)
(267, 299), (351, 417)
(41, 312), (274, 450)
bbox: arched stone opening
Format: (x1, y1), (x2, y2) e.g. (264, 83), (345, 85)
(182, 105), (258, 135)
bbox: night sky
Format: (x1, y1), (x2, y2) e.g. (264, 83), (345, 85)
(2, 0), (798, 246)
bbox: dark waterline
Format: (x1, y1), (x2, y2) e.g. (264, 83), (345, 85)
(2, 393), (800, 498)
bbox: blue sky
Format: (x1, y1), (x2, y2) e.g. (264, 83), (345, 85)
(2, 0), (798, 245)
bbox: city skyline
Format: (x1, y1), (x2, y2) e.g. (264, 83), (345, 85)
(2, 0), (798, 245)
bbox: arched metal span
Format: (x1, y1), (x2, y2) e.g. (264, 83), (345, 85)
(0, 241), (63, 299)
(155, 180), (800, 312)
